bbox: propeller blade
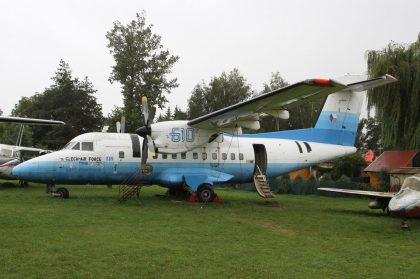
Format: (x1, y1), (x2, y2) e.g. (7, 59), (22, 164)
(141, 96), (149, 126)
(147, 135), (155, 157)
(120, 116), (125, 133)
(148, 106), (156, 126)
(116, 121), (121, 133)
(141, 136), (148, 166)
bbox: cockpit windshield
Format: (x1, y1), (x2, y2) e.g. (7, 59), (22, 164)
(401, 176), (420, 191)
(62, 141), (77, 150)
(62, 141), (93, 151)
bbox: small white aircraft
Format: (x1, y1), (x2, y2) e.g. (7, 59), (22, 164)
(0, 116), (64, 182)
(12, 75), (396, 201)
(319, 175), (420, 228)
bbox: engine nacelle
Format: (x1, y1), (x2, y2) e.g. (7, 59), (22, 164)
(150, 120), (220, 154)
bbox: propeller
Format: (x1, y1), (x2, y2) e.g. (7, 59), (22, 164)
(120, 116), (125, 133)
(116, 116), (126, 133)
(136, 96), (156, 167)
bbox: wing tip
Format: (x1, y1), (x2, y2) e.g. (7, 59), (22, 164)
(383, 74), (398, 82)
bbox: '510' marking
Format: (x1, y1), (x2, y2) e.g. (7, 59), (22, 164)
(170, 128), (195, 142)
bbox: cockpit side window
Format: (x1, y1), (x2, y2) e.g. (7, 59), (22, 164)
(72, 142), (80, 150)
(82, 142), (94, 151)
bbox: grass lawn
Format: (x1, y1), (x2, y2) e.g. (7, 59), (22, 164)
(0, 180), (419, 279)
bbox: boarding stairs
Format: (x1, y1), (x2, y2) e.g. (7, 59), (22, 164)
(254, 166), (275, 198)
(118, 173), (143, 202)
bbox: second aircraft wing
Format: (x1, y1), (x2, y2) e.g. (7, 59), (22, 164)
(317, 187), (396, 198)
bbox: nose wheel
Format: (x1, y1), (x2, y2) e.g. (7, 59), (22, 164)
(54, 187), (70, 199)
(47, 184), (70, 199)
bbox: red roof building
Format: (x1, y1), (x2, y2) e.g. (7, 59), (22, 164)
(364, 150), (420, 189)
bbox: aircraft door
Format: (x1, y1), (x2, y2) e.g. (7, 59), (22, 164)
(253, 144), (267, 175)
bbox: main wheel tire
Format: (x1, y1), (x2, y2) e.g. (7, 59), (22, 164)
(56, 187), (70, 199)
(197, 184), (214, 203)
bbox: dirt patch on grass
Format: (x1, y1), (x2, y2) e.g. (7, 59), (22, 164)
(230, 213), (297, 236)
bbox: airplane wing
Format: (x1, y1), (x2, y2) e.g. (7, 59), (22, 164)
(0, 116), (65, 125)
(317, 187), (396, 198)
(13, 146), (49, 157)
(187, 75), (396, 131)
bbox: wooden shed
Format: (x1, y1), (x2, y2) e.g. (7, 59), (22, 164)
(364, 150), (420, 189)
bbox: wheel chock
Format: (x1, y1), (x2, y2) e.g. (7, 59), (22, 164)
(213, 194), (221, 203)
(188, 193), (198, 203)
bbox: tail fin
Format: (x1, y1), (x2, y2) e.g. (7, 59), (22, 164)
(313, 74), (396, 145)
(251, 75), (397, 146)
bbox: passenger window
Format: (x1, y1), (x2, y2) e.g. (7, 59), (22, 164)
(119, 151), (124, 158)
(239, 153), (244, 160)
(202, 152), (207, 160)
(230, 153), (235, 160)
(212, 153), (217, 160)
(172, 154), (177, 159)
(222, 153), (227, 160)
(181, 153), (186, 159)
(72, 142), (80, 150)
(82, 142), (94, 151)
(162, 154), (167, 159)
(193, 152), (198, 159)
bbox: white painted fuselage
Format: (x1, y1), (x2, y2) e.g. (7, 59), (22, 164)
(12, 132), (355, 191)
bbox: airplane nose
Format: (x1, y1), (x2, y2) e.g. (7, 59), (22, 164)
(12, 161), (35, 180)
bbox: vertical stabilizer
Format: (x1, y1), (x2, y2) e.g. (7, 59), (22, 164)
(253, 74), (397, 146)
(313, 75), (367, 146)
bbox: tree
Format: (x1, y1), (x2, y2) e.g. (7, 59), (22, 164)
(366, 34), (420, 149)
(258, 72), (323, 132)
(106, 12), (179, 132)
(104, 106), (124, 133)
(356, 117), (382, 154)
(330, 152), (367, 180)
(12, 60), (103, 149)
(173, 105), (188, 120)
(187, 68), (252, 119)
(262, 72), (288, 93)
(259, 72), (289, 131)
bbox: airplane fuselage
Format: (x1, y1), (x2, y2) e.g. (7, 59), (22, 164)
(13, 132), (355, 190)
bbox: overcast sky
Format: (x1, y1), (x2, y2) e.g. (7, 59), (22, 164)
(1, 0), (419, 117)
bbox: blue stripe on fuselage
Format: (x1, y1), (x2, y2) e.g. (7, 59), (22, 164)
(14, 160), (312, 187)
(240, 111), (360, 146)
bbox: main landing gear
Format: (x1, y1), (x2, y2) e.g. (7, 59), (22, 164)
(197, 184), (215, 203)
(46, 184), (70, 199)
(166, 183), (220, 203)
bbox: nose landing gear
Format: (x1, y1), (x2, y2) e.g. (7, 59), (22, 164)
(46, 184), (70, 199)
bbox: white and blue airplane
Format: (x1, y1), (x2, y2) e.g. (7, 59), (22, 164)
(12, 75), (396, 201)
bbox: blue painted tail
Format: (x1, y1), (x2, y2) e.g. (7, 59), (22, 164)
(242, 75), (396, 146)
